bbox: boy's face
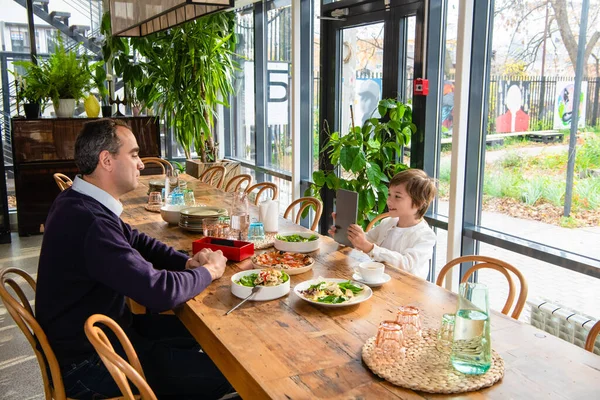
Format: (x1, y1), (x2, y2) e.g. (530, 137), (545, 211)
(387, 183), (420, 220)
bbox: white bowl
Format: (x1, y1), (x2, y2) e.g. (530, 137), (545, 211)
(274, 232), (320, 253)
(230, 269), (290, 301)
(160, 205), (187, 224)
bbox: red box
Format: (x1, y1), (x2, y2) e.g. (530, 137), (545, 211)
(192, 237), (254, 262)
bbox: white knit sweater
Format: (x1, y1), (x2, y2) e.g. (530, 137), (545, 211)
(365, 217), (436, 280)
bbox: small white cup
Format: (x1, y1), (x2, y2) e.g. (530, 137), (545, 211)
(357, 261), (385, 283)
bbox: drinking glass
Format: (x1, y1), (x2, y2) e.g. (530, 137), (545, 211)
(218, 216), (230, 238)
(451, 282), (491, 375)
(375, 320), (406, 360)
(183, 189), (196, 206)
(171, 191), (185, 206)
(148, 191), (162, 207)
(436, 313), (455, 354)
(202, 217), (221, 237)
(178, 180), (188, 191)
(248, 222), (265, 241)
(395, 306), (423, 340)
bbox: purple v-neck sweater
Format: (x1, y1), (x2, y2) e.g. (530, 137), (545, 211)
(35, 188), (211, 366)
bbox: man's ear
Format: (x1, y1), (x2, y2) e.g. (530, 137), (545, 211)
(98, 150), (114, 172)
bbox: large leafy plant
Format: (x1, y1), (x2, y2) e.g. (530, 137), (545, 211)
(306, 99), (415, 228)
(10, 68), (48, 105)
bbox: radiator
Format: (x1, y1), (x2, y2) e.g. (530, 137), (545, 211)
(528, 298), (599, 355)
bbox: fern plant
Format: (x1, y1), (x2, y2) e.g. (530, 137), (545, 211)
(306, 99), (415, 228)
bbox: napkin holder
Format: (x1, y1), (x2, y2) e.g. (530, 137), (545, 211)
(192, 237), (254, 262)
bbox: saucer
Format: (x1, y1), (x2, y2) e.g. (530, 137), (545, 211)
(352, 272), (391, 287)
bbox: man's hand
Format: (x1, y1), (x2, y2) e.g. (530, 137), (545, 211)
(347, 224), (374, 254)
(186, 248), (227, 281)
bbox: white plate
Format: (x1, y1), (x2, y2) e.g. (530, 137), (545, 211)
(180, 206), (227, 217)
(293, 278), (373, 307)
(352, 272), (391, 287)
(251, 252), (315, 276)
(274, 232), (320, 253)
(230, 269), (290, 301)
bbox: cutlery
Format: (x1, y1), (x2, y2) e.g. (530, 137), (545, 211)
(225, 286), (261, 315)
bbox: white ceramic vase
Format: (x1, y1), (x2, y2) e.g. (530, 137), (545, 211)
(54, 99), (76, 118)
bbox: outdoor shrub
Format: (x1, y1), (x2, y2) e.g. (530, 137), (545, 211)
(521, 177), (545, 205)
(540, 152), (567, 170)
(483, 173), (503, 198)
(484, 170), (522, 200)
(501, 151), (524, 169)
(542, 178), (564, 206)
(575, 177), (600, 209)
(439, 160), (451, 183)
(576, 135), (600, 172)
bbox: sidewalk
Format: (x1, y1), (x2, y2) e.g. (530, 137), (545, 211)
(435, 201), (600, 322)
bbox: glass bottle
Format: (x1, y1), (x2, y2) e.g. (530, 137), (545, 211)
(451, 282), (491, 375)
(229, 191), (249, 240)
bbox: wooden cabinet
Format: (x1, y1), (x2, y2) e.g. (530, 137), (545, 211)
(11, 117), (160, 236)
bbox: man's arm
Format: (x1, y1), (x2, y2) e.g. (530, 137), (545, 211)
(123, 221), (189, 271)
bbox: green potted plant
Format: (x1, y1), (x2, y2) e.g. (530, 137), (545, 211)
(44, 37), (93, 117)
(89, 62), (110, 117)
(10, 68), (49, 119)
(306, 99), (416, 228)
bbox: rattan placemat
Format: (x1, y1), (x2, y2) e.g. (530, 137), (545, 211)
(362, 328), (504, 394)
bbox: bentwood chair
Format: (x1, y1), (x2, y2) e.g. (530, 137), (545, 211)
(53, 173), (73, 191)
(224, 174), (252, 193)
(0, 268), (129, 400)
(436, 255), (528, 319)
(365, 212), (390, 232)
(585, 320), (600, 353)
(283, 197), (323, 231)
(245, 182), (279, 205)
(140, 157), (172, 175)
(85, 314), (157, 400)
(198, 165), (226, 188)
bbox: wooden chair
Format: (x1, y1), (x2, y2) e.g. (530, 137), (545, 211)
(245, 182), (279, 205)
(365, 212), (390, 232)
(284, 197), (323, 231)
(53, 173), (72, 191)
(224, 174), (252, 192)
(585, 320), (600, 353)
(198, 165), (226, 188)
(435, 255), (528, 319)
(85, 314), (157, 400)
(140, 157), (172, 175)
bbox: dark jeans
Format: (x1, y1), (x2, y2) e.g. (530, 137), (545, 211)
(62, 314), (233, 399)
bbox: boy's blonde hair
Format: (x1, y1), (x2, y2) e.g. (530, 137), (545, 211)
(389, 169), (437, 219)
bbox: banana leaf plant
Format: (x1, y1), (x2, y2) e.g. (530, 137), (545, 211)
(305, 99), (415, 228)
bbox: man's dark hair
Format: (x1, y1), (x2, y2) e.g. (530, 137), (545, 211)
(74, 119), (131, 175)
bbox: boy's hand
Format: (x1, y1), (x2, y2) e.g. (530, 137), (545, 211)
(327, 212), (337, 237)
(347, 224), (374, 253)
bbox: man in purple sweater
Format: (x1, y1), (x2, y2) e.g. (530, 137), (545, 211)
(36, 119), (232, 399)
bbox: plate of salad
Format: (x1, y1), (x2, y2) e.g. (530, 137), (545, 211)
(231, 269), (291, 301)
(274, 231), (320, 253)
(293, 278), (373, 307)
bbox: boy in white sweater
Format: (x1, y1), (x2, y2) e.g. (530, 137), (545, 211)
(329, 169), (437, 280)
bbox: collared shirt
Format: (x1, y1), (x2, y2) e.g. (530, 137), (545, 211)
(72, 176), (123, 217)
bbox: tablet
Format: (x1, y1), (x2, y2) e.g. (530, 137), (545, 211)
(334, 189), (359, 247)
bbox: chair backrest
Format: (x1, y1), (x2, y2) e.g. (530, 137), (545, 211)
(198, 165), (226, 188)
(0, 268), (67, 400)
(224, 174), (252, 193)
(585, 320), (600, 353)
(245, 182), (279, 205)
(283, 197), (323, 231)
(435, 255), (528, 319)
(140, 157), (172, 175)
(84, 314), (157, 400)
(53, 173), (73, 192)
(365, 212), (390, 232)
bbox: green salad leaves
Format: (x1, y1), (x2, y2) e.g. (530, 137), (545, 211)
(276, 234), (319, 242)
(304, 280), (363, 303)
(236, 272), (289, 287)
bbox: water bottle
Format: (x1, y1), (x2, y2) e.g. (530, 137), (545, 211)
(230, 191), (249, 240)
(451, 282), (491, 375)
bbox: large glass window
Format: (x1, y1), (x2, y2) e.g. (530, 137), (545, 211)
(265, 0), (292, 173)
(231, 7), (256, 162)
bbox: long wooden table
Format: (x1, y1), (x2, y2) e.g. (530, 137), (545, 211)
(122, 176), (600, 399)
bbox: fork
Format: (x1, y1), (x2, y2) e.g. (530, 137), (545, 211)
(225, 286), (261, 315)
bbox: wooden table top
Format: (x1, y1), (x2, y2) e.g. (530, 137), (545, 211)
(122, 176), (600, 399)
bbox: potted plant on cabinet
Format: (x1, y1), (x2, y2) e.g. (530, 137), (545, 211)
(89, 62), (110, 117)
(11, 67), (49, 119)
(306, 99), (416, 228)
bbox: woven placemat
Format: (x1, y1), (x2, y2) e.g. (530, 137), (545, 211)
(362, 328), (504, 394)
(144, 204), (162, 213)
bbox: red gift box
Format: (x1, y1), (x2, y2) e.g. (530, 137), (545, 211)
(192, 237), (254, 262)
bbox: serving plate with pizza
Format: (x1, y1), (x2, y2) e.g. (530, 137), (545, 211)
(251, 251), (315, 275)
